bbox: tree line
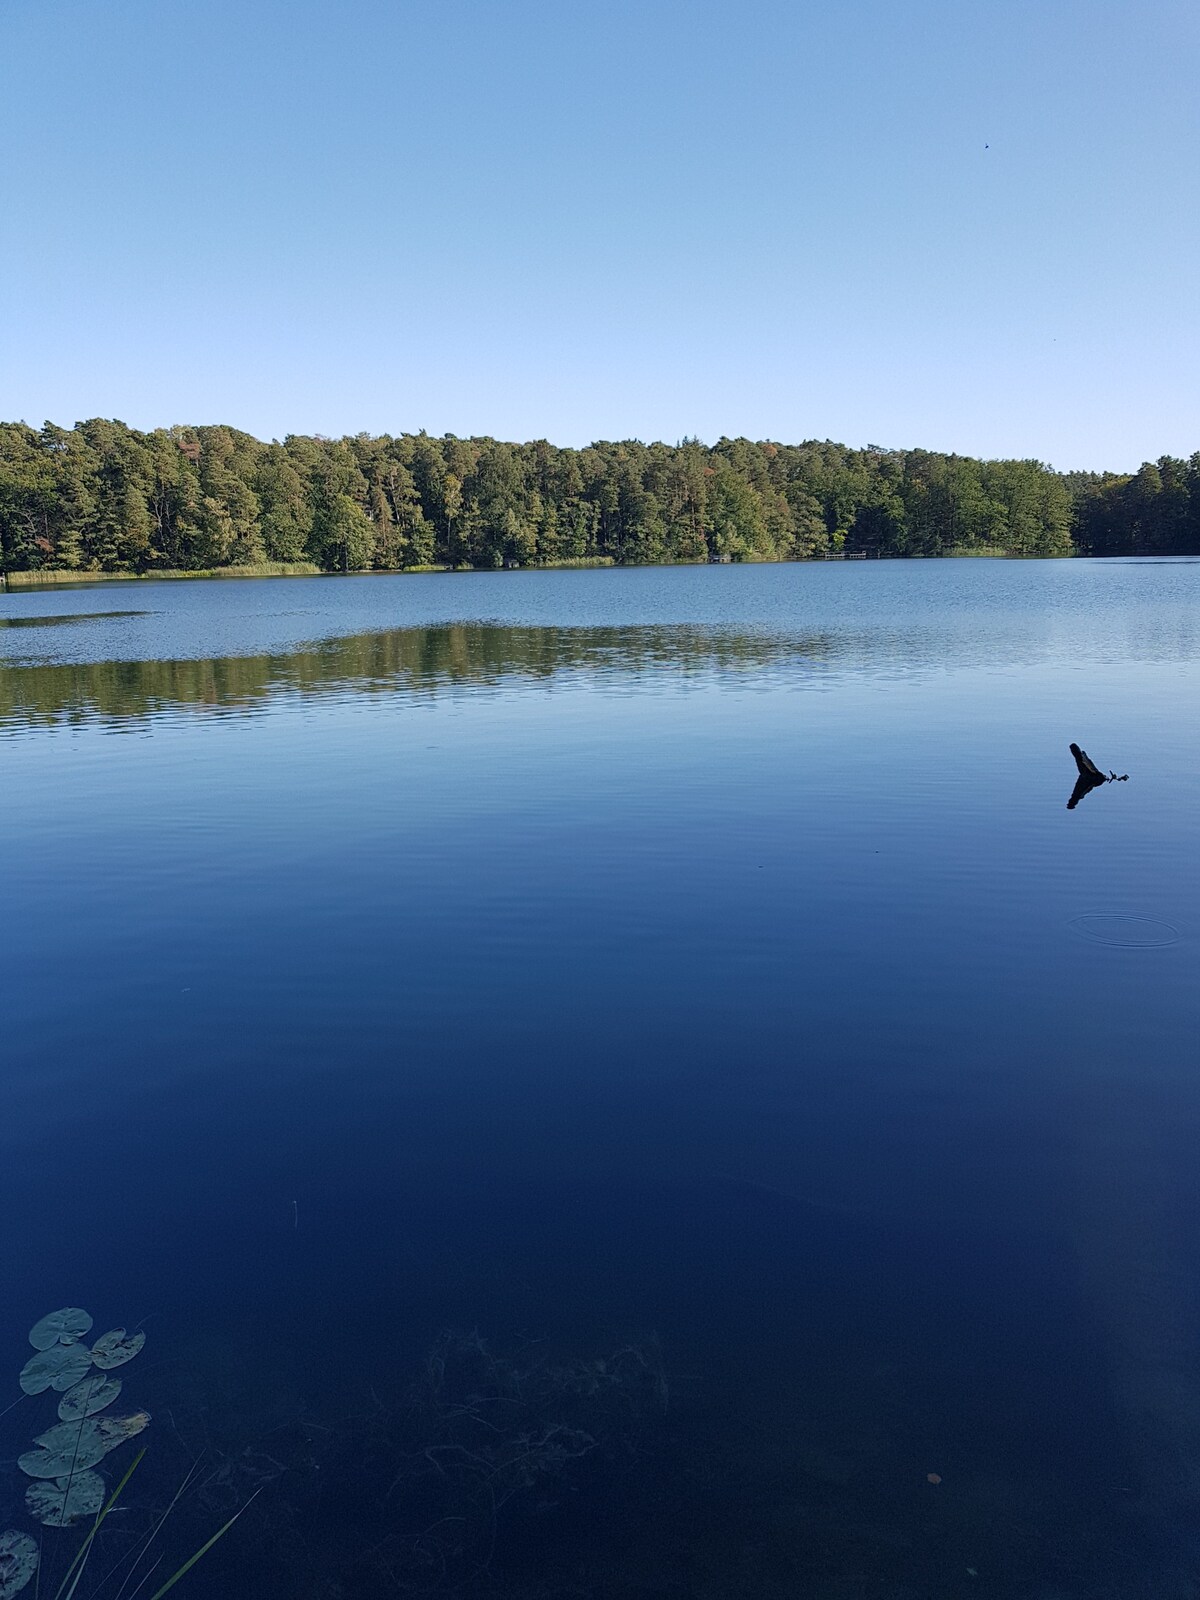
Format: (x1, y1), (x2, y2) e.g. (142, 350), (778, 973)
(1, 419), (1196, 574)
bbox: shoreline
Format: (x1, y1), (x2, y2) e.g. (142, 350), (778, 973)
(0, 550), (1089, 593)
(0, 556), (623, 591)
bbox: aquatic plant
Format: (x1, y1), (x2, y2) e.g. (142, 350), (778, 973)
(88, 1330), (145, 1370)
(12, 1310), (152, 1526)
(3, 1306), (251, 1600)
(24, 1473), (106, 1528)
(19, 1344), (93, 1396)
(9, 1311), (668, 1598)
(211, 1328), (670, 1597)
(57, 1377), (121, 1423)
(20, 1411), (150, 1477)
(27, 1311), (93, 1351)
(0, 1531), (38, 1600)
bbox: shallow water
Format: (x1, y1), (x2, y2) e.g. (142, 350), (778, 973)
(2, 560), (1199, 1598)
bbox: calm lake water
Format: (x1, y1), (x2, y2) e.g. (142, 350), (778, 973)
(2, 559), (1199, 1599)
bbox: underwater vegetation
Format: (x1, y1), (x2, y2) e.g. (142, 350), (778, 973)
(153, 1328), (670, 1599)
(6, 1311), (669, 1600)
(328, 1331), (669, 1595)
(2, 1308), (247, 1600)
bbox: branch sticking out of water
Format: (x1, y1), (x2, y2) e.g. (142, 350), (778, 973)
(1068, 742), (1129, 809)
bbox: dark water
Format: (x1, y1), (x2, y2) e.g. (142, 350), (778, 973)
(2, 560), (1199, 1599)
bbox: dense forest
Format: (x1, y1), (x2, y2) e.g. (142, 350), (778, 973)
(1, 420), (1197, 575)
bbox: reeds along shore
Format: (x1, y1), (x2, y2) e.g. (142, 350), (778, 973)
(1, 562), (323, 588)
(0, 557), (623, 588)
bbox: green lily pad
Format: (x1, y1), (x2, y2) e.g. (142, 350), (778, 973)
(58, 1375), (122, 1422)
(90, 1329), (146, 1370)
(20, 1420), (110, 1476)
(25, 1472), (106, 1528)
(20, 1411), (150, 1477)
(19, 1342), (93, 1395)
(28, 1309), (92, 1351)
(0, 1529), (39, 1598)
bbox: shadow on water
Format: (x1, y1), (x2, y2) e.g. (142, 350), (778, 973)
(0, 609), (150, 630)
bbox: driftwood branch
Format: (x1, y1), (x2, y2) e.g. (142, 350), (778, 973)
(1070, 743), (1106, 781)
(1067, 743), (1128, 809)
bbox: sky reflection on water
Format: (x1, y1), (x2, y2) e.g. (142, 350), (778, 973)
(2, 561), (1199, 1597)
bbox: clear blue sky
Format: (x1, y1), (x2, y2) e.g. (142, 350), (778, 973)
(1, 0), (1196, 470)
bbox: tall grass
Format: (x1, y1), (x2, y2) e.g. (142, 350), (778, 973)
(33, 1442), (255, 1600)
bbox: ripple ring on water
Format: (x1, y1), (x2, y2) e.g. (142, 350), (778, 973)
(1068, 914), (1181, 949)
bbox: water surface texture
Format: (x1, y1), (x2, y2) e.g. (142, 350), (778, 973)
(3, 561), (1199, 1599)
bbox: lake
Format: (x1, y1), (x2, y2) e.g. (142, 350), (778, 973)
(2, 558), (1199, 1599)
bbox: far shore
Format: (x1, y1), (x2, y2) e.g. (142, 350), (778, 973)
(0, 548), (1092, 592)
(0, 556), (629, 591)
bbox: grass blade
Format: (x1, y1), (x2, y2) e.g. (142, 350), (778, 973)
(110, 1459), (203, 1600)
(55, 1448), (146, 1600)
(143, 1489), (260, 1600)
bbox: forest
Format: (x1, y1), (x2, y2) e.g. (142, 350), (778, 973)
(1, 419), (1197, 575)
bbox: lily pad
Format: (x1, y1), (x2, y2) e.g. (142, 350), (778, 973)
(25, 1472), (106, 1527)
(0, 1529), (38, 1598)
(19, 1342), (93, 1395)
(20, 1412), (150, 1477)
(90, 1329), (146, 1370)
(20, 1420), (110, 1476)
(95, 1409), (151, 1447)
(28, 1309), (92, 1351)
(58, 1375), (122, 1422)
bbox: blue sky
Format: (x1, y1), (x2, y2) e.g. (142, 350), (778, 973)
(1, 0), (1196, 469)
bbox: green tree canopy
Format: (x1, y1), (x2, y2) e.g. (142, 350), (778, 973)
(1, 419), (1192, 575)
